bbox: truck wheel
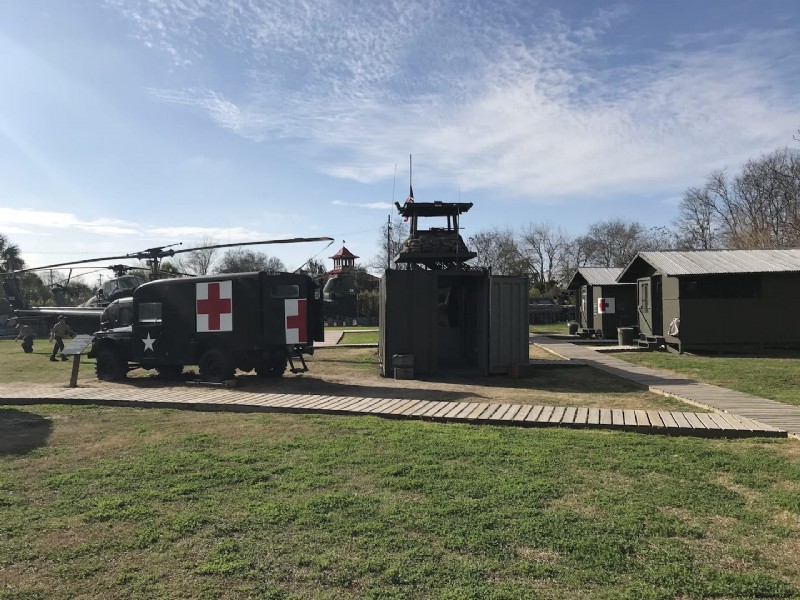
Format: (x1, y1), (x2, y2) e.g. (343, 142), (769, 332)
(156, 365), (184, 379)
(256, 358), (287, 378)
(96, 347), (126, 381)
(199, 349), (234, 383)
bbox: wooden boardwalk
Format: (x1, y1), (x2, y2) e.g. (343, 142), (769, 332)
(534, 335), (800, 438)
(0, 382), (786, 438)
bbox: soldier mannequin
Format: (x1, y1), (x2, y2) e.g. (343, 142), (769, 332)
(15, 322), (35, 353)
(49, 315), (75, 361)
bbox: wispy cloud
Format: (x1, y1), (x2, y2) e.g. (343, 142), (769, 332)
(0, 208), (138, 235)
(332, 200), (392, 210)
(111, 1), (800, 200)
(148, 226), (264, 241)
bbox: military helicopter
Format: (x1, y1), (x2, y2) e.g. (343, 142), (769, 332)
(3, 237), (333, 336)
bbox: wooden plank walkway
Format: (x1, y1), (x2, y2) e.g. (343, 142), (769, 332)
(533, 335), (800, 438)
(317, 330), (344, 347)
(0, 383), (786, 438)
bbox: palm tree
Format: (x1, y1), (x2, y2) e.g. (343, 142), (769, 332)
(0, 233), (25, 271)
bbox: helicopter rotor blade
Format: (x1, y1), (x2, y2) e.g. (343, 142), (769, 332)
(11, 253), (146, 274)
(11, 237), (334, 274)
(169, 236), (334, 256)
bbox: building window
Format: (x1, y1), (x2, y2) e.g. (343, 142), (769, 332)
(271, 285), (299, 298)
(680, 275), (762, 299)
(640, 283), (649, 311)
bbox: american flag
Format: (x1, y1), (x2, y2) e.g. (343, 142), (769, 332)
(403, 186), (414, 221)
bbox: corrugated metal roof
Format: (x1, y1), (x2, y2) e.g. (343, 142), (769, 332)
(568, 267), (625, 287)
(636, 250), (800, 275)
(579, 267), (624, 285)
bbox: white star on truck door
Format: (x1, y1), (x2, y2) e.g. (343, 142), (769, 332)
(142, 332), (156, 352)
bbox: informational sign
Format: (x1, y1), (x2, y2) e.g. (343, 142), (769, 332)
(62, 334), (94, 356)
(62, 334), (95, 389)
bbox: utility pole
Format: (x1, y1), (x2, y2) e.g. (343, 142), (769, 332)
(387, 214), (391, 270)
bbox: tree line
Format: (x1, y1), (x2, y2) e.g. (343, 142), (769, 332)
(4, 138), (799, 306)
(461, 143), (799, 295)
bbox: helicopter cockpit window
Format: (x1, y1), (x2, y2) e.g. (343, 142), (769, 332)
(271, 285), (299, 298)
(119, 275), (145, 290)
(138, 302), (162, 324)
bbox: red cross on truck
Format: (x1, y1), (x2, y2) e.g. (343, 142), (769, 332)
(197, 281), (233, 332)
(88, 271), (324, 383)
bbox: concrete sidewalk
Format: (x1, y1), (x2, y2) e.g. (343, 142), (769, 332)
(533, 335), (800, 438)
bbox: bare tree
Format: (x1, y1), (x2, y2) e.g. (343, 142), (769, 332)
(582, 219), (653, 268)
(216, 249), (285, 274)
(369, 215), (408, 272)
(303, 258), (327, 276)
(519, 222), (569, 291)
(174, 236), (219, 276)
(556, 235), (593, 282)
(674, 186), (719, 250)
(677, 148), (800, 249)
(468, 227), (530, 276)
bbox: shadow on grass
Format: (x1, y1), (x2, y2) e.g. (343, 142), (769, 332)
(0, 408), (52, 454)
(99, 364), (652, 401)
(101, 372), (472, 402)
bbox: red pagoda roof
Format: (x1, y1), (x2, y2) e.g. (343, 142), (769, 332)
(330, 246), (358, 259)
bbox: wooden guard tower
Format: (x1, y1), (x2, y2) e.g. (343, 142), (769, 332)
(381, 198), (528, 377)
(393, 200), (477, 270)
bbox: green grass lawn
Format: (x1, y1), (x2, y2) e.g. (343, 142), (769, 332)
(614, 351), (800, 407)
(529, 322), (570, 335)
(0, 339), (99, 385)
(1, 404), (799, 599)
(339, 331), (378, 345)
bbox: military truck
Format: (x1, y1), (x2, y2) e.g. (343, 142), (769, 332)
(88, 271), (323, 382)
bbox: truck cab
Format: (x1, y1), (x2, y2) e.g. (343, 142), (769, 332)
(88, 271), (324, 382)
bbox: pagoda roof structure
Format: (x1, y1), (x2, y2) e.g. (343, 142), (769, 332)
(330, 246), (358, 260)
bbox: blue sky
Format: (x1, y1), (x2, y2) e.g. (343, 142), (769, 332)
(1, 0), (798, 281)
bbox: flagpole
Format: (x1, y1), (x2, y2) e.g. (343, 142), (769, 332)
(409, 154), (412, 194)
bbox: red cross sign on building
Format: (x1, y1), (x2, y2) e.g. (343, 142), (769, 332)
(196, 281), (233, 332)
(597, 297), (615, 315)
(284, 298), (307, 344)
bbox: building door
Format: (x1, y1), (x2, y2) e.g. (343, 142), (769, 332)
(580, 285), (593, 329)
(651, 276), (663, 336)
(637, 278), (652, 336)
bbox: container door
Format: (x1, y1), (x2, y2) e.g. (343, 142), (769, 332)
(489, 276), (529, 374)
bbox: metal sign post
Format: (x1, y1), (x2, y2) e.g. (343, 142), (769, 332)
(61, 335), (94, 388)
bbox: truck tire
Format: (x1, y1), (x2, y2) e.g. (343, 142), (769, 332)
(256, 357), (287, 378)
(199, 348), (235, 383)
(95, 347), (127, 381)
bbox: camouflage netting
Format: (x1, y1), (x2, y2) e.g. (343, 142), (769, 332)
(395, 229), (477, 263)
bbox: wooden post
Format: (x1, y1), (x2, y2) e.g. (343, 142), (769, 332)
(69, 355), (81, 388)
